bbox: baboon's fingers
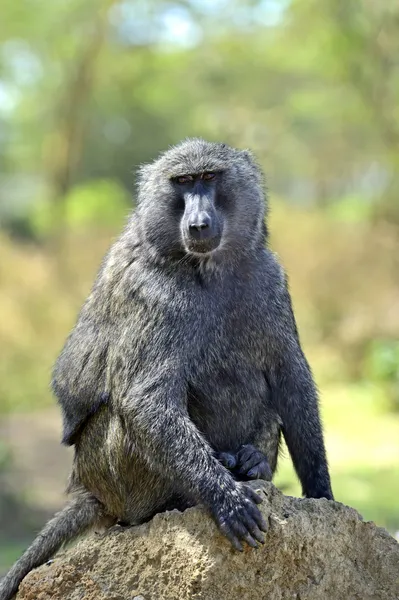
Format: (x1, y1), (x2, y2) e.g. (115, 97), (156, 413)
(236, 444), (255, 463)
(241, 515), (266, 544)
(238, 453), (263, 474)
(218, 519), (244, 552)
(231, 521), (259, 548)
(243, 485), (264, 505)
(216, 451), (238, 470)
(247, 459), (272, 481)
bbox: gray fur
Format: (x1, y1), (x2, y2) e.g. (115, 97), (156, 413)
(0, 138), (332, 600)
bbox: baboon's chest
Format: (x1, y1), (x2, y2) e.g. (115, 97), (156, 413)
(187, 359), (268, 452)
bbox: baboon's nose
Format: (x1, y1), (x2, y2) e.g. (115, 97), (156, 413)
(188, 213), (212, 237)
(189, 213), (210, 231)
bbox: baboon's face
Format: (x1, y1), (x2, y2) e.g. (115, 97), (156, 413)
(172, 171), (222, 255)
(138, 139), (265, 261)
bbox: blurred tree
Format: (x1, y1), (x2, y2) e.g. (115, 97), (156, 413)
(0, 0), (398, 371)
(0, 1), (399, 558)
(1, 0), (398, 229)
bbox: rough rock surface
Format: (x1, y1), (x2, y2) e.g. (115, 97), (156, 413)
(16, 482), (399, 600)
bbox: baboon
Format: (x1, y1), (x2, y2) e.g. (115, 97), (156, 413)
(0, 139), (333, 600)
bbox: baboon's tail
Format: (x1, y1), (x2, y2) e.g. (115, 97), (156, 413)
(0, 490), (112, 600)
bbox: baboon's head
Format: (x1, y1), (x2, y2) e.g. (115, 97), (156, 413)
(137, 139), (267, 263)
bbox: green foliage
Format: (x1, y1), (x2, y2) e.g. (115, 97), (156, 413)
(0, 442), (12, 472)
(276, 382), (399, 533)
(367, 340), (399, 382)
(0, 543), (28, 574)
(327, 195), (374, 223)
(1, 0), (399, 219)
(0, 0), (398, 557)
(31, 179), (130, 237)
(65, 179), (130, 227)
(365, 340), (399, 411)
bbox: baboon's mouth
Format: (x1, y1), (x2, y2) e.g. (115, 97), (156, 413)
(183, 235), (221, 255)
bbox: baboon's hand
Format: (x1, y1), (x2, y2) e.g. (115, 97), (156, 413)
(235, 444), (272, 480)
(216, 451), (238, 470)
(216, 445), (272, 481)
(210, 483), (268, 551)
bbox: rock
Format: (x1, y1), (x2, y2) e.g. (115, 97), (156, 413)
(16, 482), (399, 600)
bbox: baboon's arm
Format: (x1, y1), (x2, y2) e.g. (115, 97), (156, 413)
(121, 366), (268, 549)
(264, 283), (334, 501)
(52, 317), (110, 446)
(123, 368), (237, 502)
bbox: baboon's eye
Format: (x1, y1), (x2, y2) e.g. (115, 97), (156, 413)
(176, 174), (194, 184)
(202, 172), (216, 181)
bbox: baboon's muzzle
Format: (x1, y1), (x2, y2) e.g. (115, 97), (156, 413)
(182, 192), (222, 254)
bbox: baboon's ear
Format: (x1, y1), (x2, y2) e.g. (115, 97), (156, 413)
(240, 149), (256, 164)
(240, 149), (263, 179)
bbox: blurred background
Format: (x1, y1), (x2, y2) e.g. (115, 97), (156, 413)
(1, 0), (399, 573)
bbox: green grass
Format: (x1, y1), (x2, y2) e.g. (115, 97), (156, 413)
(275, 382), (399, 534)
(0, 542), (28, 576)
